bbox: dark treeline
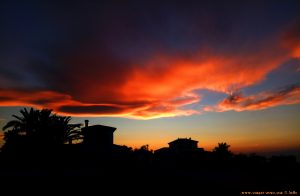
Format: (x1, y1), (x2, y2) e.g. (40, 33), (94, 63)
(0, 108), (299, 194)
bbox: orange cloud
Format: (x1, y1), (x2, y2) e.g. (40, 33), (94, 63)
(121, 49), (287, 99)
(0, 42), (292, 119)
(116, 47), (288, 118)
(0, 89), (140, 117)
(3, 26), (300, 119)
(209, 85), (300, 112)
(130, 93), (201, 119)
(0, 89), (74, 107)
(0, 88), (200, 119)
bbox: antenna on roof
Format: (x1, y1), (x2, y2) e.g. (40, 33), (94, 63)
(84, 120), (89, 128)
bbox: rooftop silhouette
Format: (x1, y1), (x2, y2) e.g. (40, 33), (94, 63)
(81, 120), (116, 152)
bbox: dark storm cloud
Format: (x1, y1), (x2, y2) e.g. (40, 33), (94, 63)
(57, 99), (151, 115)
(58, 105), (127, 115)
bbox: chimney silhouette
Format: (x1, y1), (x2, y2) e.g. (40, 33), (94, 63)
(84, 120), (89, 128)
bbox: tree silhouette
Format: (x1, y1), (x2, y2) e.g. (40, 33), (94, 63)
(140, 144), (149, 151)
(47, 115), (83, 144)
(1, 108), (82, 152)
(213, 142), (232, 160)
(213, 142), (230, 153)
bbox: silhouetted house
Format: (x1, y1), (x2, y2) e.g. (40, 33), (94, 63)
(154, 138), (205, 166)
(168, 138), (199, 152)
(81, 120), (116, 153)
(155, 137), (204, 154)
(154, 147), (169, 154)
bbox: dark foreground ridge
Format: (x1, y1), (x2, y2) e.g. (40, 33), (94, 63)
(0, 108), (299, 194)
(0, 143), (299, 195)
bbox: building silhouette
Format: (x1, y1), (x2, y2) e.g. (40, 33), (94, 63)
(81, 120), (116, 153)
(168, 138), (198, 151)
(155, 137), (204, 154)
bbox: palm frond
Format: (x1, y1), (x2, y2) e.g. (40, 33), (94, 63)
(3, 120), (22, 130)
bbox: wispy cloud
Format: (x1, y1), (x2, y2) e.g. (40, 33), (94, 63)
(207, 84), (300, 112)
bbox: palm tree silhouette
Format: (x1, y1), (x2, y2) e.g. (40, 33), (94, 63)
(213, 142), (230, 153)
(213, 142), (232, 160)
(50, 115), (83, 144)
(2, 108), (82, 152)
(3, 107), (39, 136)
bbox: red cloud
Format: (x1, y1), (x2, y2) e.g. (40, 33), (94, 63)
(0, 42), (293, 119)
(121, 49), (287, 100)
(208, 85), (300, 112)
(2, 24), (300, 119)
(0, 89), (74, 107)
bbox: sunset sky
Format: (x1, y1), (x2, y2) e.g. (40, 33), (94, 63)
(1, 1), (300, 155)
